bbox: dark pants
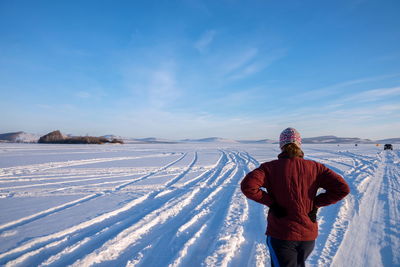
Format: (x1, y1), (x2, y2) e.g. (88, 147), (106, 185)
(266, 236), (315, 267)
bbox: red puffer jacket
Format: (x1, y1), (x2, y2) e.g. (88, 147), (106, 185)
(241, 152), (350, 241)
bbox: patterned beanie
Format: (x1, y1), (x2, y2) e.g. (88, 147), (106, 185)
(279, 127), (301, 148)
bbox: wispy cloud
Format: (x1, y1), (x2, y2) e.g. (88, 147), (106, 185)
(75, 91), (91, 98)
(221, 48), (258, 75)
(378, 104), (400, 111)
(194, 30), (216, 52)
(342, 86), (400, 103)
(121, 60), (181, 110)
(298, 73), (400, 100)
(227, 62), (264, 80)
(147, 69), (180, 108)
(225, 49), (286, 81)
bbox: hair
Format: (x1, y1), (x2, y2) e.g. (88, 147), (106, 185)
(281, 143), (304, 158)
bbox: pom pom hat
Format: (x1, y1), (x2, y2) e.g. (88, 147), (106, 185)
(279, 127), (302, 149)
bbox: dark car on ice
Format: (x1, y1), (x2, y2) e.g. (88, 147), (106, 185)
(384, 144), (393, 150)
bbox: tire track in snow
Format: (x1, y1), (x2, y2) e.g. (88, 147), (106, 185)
(137, 152), (243, 267)
(0, 194), (101, 234)
(47, 166), (192, 194)
(203, 163), (248, 266)
(78, 151), (235, 267)
(328, 150), (398, 266)
(0, 175), (143, 190)
(307, 151), (381, 266)
(0, 153), (177, 178)
(169, 224), (208, 267)
(0, 192), (150, 266)
(136, 151), (253, 267)
(229, 151), (269, 267)
(199, 151), (268, 267)
(0, 169), (163, 188)
(50, 151), (228, 267)
(164, 152), (198, 188)
(306, 158), (353, 266)
(0, 155), (186, 196)
(164, 153), (241, 266)
(61, 150), (234, 266)
(379, 151), (400, 266)
(168, 150), (268, 267)
(0, 168), (153, 182)
(0, 153), (187, 236)
(0, 151), (222, 266)
(112, 153), (188, 191)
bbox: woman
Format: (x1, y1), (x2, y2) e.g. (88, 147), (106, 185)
(241, 128), (350, 267)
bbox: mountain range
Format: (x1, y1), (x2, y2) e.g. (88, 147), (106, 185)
(1, 131), (399, 144)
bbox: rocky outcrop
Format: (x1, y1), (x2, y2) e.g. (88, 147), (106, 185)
(38, 130), (123, 144)
(38, 130), (65, 143)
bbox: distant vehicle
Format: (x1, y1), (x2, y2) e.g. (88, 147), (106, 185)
(384, 144), (393, 150)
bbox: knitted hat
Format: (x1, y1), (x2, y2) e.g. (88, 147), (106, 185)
(279, 127), (301, 148)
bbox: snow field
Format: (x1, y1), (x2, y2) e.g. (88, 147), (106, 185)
(0, 143), (399, 266)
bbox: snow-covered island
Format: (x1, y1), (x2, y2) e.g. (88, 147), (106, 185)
(37, 130), (124, 144)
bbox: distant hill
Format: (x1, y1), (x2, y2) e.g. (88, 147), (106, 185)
(234, 136), (398, 144)
(103, 136), (178, 144)
(0, 131), (40, 143)
(132, 137), (178, 144)
(238, 139), (275, 144)
(302, 135), (374, 144)
(181, 137), (239, 143)
(376, 138), (400, 144)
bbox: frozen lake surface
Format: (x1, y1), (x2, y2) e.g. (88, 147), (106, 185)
(0, 143), (398, 266)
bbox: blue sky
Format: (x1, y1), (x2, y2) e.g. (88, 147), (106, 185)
(1, 0), (399, 140)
